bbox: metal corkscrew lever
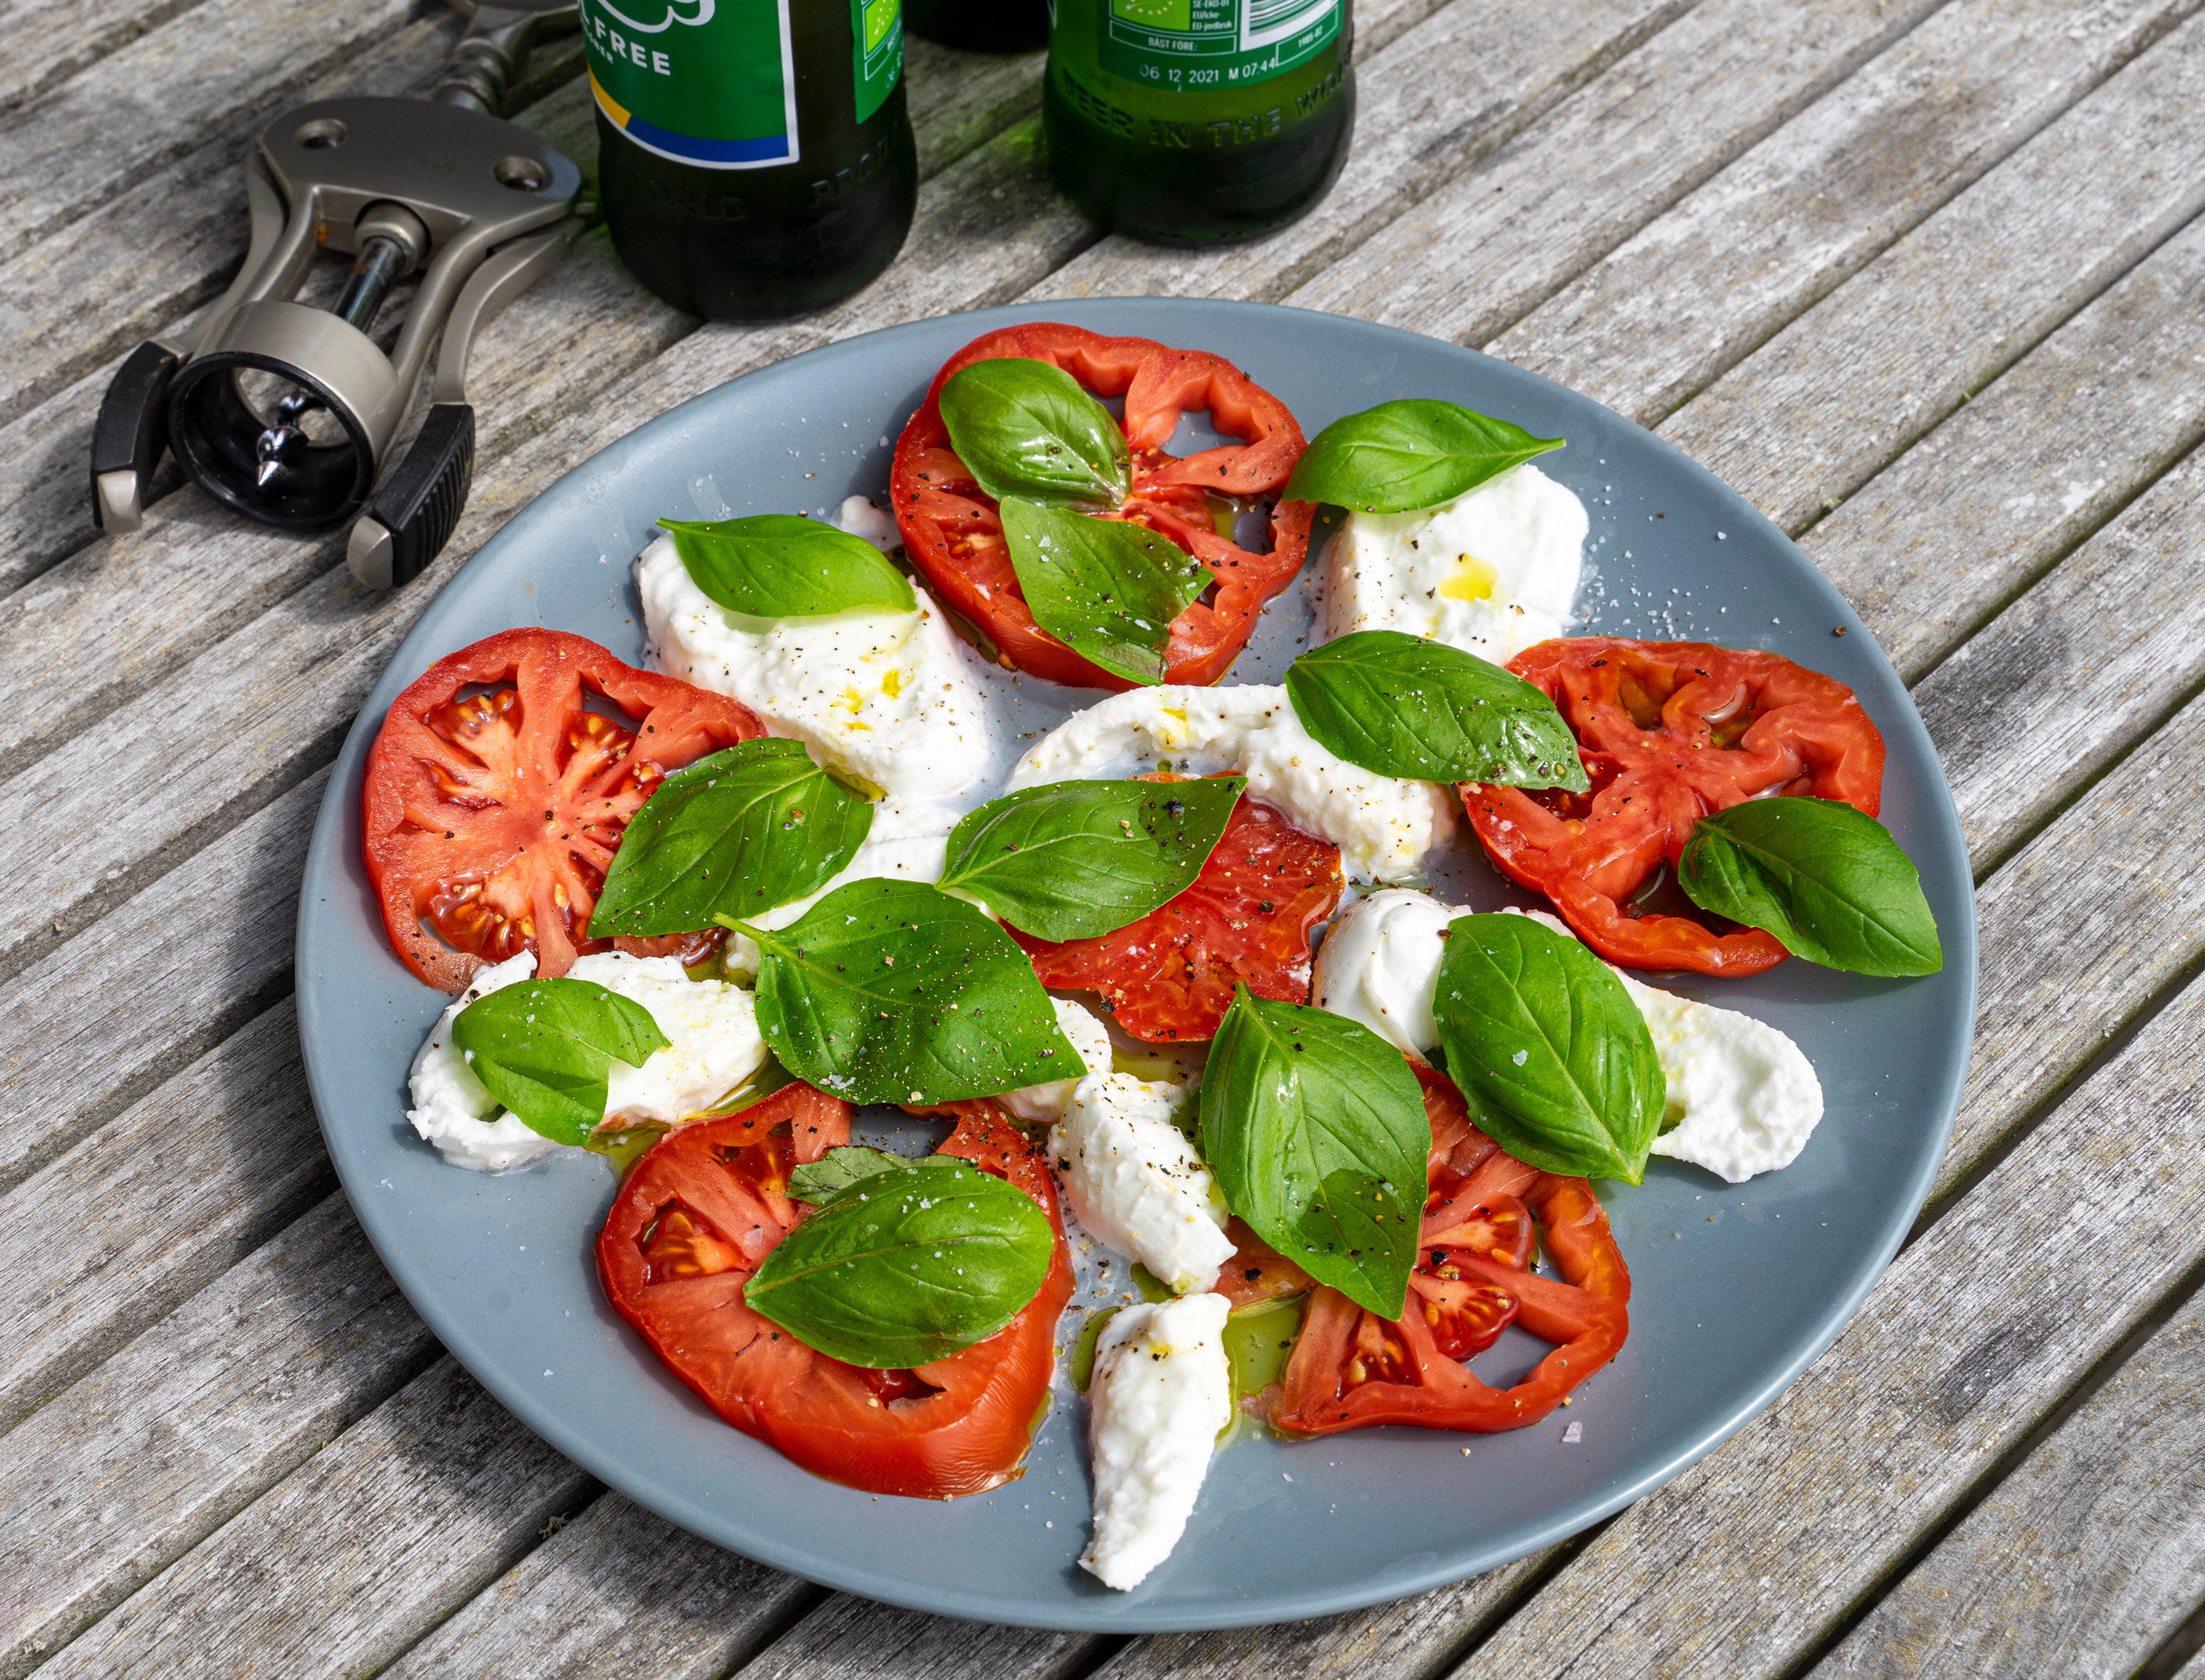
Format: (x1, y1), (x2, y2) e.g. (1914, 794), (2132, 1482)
(90, 0), (584, 591)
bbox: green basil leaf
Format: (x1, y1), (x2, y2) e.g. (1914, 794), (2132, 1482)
(1199, 987), (1429, 1320)
(590, 739), (874, 938)
(788, 1144), (920, 1203)
(1679, 797), (1942, 976)
(1283, 399), (1564, 514)
(1431, 914), (1663, 1185)
(745, 1156), (1054, 1368)
(1284, 629), (1590, 791)
(935, 775), (1244, 940)
(660, 514), (916, 618)
(938, 356), (1129, 508)
(451, 978), (671, 1146)
(998, 498), (1208, 686)
(728, 878), (1078, 1104)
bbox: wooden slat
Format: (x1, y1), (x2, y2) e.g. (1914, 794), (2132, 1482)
(32, 1356), (592, 1679)
(1030, 0), (1695, 307)
(1486, 0), (2199, 426)
(0, 1194), (436, 1680)
(900, 37), (1047, 180)
(0, 0), (220, 116)
(381, 1494), (817, 1680)
(1658, 8), (2205, 535)
(1810, 1288), (2205, 1678)
(736, 1598), (1101, 1680)
(1284, 0), (1950, 345)
(1433, 965), (2205, 1676)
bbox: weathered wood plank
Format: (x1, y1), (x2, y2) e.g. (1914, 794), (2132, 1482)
(35, 1356), (592, 1679)
(0, 1195), (437, 1680)
(0, 0), (215, 116)
(1811, 1288), (2205, 1679)
(1436, 965), (2205, 1677)
(1658, 9), (2205, 535)
(901, 36), (1046, 181)
(1030, 0), (1690, 309)
(1487, 0), (2199, 428)
(1285, 0), (1948, 346)
(737, 1596), (1100, 1680)
(382, 1494), (817, 1679)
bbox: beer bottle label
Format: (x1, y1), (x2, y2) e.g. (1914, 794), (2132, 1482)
(583, 0), (904, 169)
(1095, 0), (1339, 89)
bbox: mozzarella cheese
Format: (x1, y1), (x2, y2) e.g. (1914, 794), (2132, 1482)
(833, 493), (901, 554)
(1004, 684), (1455, 880)
(637, 531), (1000, 804)
(1323, 463), (1587, 666)
(1081, 1291), (1233, 1591)
(1309, 891), (1824, 1182)
(1048, 1072), (1234, 1295)
(1002, 997), (1114, 1124)
(407, 951), (766, 1172)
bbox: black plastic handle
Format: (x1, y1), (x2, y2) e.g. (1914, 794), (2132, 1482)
(359, 402), (474, 589)
(90, 341), (181, 533)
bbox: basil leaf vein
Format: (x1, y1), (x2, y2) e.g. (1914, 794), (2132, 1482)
(1284, 629), (1589, 790)
(938, 356), (1129, 507)
(451, 977), (670, 1146)
(998, 498), (1209, 686)
(661, 514), (915, 618)
(729, 878), (1078, 1103)
(1679, 797), (1942, 976)
(788, 1144), (921, 1203)
(1431, 914), (1663, 1185)
(591, 739), (875, 938)
(1199, 986), (1429, 1320)
(746, 1156), (1054, 1368)
(1283, 399), (1564, 514)
(936, 776), (1244, 940)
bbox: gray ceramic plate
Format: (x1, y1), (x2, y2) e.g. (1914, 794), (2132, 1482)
(297, 298), (1976, 1632)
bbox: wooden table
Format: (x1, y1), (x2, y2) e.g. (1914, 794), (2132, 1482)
(6, 0), (2205, 1671)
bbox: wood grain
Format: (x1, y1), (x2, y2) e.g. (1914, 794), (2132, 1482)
(0, 0), (216, 116)
(1488, 0), (2201, 426)
(738, 1596), (1100, 1680)
(0, 1195), (436, 1680)
(1811, 1289), (2205, 1678)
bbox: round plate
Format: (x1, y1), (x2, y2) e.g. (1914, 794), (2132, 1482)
(296, 298), (1976, 1631)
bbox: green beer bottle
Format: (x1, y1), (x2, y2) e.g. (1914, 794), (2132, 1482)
(906, 0), (1049, 52)
(584, 0), (918, 319)
(1042, 0), (1353, 243)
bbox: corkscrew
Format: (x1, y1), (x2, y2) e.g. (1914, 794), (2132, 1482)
(91, 0), (584, 590)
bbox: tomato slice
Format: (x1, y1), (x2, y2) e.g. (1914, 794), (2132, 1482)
(598, 1085), (1074, 1500)
(1270, 1062), (1631, 1435)
(362, 629), (764, 992)
(1013, 783), (1344, 1042)
(1462, 637), (1887, 976)
(890, 322), (1313, 690)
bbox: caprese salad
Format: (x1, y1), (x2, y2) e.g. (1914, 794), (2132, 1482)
(361, 323), (1941, 1592)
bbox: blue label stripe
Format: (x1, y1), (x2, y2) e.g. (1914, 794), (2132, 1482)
(621, 110), (794, 164)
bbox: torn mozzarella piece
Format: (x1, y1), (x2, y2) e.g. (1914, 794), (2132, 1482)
(1004, 684), (1453, 879)
(407, 952), (556, 1172)
(834, 494), (901, 553)
(1081, 1292), (1232, 1591)
(1002, 997), (1113, 1124)
(1323, 463), (1587, 666)
(1310, 886), (1455, 1056)
(1048, 1072), (1234, 1295)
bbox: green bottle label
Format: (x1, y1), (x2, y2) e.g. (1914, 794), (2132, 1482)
(1096, 0), (1338, 88)
(583, 0), (903, 168)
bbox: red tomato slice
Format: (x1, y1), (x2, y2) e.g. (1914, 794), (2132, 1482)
(598, 1086), (1074, 1500)
(1463, 637), (1887, 976)
(1014, 783), (1344, 1042)
(1270, 1062), (1631, 1435)
(362, 629), (764, 992)
(890, 321), (1313, 690)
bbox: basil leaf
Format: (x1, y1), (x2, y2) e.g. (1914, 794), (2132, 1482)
(1199, 987), (1429, 1320)
(1283, 400), (1564, 514)
(451, 978), (671, 1146)
(788, 1144), (920, 1203)
(728, 878), (1078, 1104)
(938, 356), (1129, 508)
(1679, 797), (1942, 976)
(1431, 914), (1664, 1185)
(591, 739), (874, 938)
(660, 514), (915, 618)
(745, 1156), (1054, 1368)
(999, 498), (1208, 686)
(1284, 630), (1590, 791)
(936, 776), (1244, 940)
